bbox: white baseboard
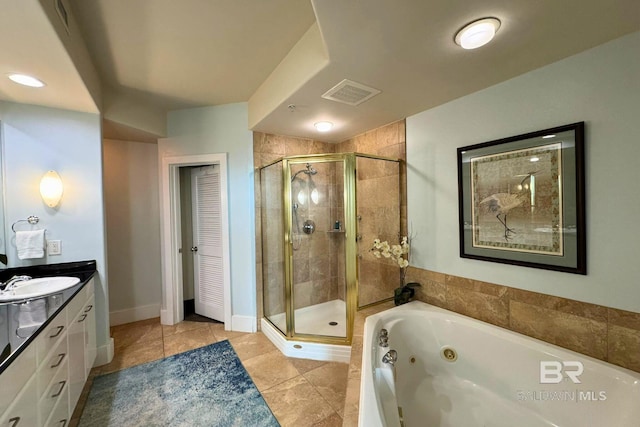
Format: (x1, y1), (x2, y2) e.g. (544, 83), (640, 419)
(232, 315), (257, 333)
(110, 303), (161, 326)
(261, 318), (351, 363)
(94, 337), (115, 366)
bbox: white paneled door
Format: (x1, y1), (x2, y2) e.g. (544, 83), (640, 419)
(191, 165), (224, 321)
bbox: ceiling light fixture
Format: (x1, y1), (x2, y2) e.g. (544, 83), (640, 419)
(314, 121), (333, 132)
(542, 134), (556, 139)
(455, 18), (501, 50)
(8, 73), (46, 88)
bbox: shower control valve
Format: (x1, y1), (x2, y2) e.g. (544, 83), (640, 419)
(302, 219), (316, 235)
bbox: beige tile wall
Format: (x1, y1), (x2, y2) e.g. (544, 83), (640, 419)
(405, 266), (640, 373)
(337, 121), (408, 308)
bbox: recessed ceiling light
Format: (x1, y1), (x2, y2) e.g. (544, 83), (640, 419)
(542, 134), (556, 139)
(530, 157), (540, 162)
(314, 121), (333, 132)
(455, 18), (501, 50)
(8, 73), (46, 88)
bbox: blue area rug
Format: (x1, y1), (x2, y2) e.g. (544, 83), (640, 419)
(79, 340), (280, 427)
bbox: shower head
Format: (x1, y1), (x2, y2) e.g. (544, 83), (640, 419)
(291, 163), (318, 181)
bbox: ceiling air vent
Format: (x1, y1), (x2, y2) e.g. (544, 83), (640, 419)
(321, 79), (381, 106)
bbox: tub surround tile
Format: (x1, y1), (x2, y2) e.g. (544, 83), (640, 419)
(510, 300), (608, 360)
(341, 381), (360, 427)
(510, 288), (608, 322)
(609, 307), (640, 331)
(446, 284), (510, 328)
(348, 335), (362, 380)
(446, 275), (508, 298)
(406, 266), (640, 373)
(608, 325), (640, 372)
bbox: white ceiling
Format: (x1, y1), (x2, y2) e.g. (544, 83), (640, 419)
(1, 0), (639, 142)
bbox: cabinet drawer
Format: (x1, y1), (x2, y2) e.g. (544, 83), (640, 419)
(0, 375), (38, 427)
(39, 358), (68, 424)
(65, 289), (85, 323)
(44, 383), (69, 427)
(0, 345), (36, 412)
(37, 336), (68, 400)
(35, 311), (67, 365)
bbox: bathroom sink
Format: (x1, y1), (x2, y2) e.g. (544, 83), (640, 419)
(0, 276), (80, 302)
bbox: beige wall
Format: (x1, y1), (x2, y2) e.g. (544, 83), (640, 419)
(103, 139), (162, 325)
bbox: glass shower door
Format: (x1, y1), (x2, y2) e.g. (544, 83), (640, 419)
(288, 158), (347, 339)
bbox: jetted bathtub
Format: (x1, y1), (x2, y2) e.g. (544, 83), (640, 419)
(359, 301), (640, 427)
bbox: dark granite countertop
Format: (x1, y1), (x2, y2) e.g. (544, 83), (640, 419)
(0, 260), (97, 375)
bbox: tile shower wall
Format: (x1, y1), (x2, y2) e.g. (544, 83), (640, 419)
(337, 121), (407, 308)
(405, 266), (640, 373)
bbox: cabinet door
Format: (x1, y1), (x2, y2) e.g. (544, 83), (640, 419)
(0, 375), (38, 427)
(0, 345), (36, 413)
(83, 295), (97, 378)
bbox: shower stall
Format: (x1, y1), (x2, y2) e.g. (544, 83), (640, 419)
(259, 153), (401, 350)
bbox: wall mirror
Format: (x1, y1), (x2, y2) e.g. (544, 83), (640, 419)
(457, 122), (586, 274)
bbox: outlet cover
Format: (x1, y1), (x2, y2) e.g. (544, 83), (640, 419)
(47, 240), (62, 255)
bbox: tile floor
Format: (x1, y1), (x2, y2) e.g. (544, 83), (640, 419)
(70, 316), (349, 427)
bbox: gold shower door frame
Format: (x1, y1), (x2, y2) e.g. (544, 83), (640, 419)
(282, 153), (356, 345)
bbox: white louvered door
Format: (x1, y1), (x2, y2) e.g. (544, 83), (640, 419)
(191, 165), (224, 321)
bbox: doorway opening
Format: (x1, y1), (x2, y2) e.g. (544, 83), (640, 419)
(160, 154), (231, 328)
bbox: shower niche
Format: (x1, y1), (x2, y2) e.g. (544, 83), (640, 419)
(259, 153), (401, 349)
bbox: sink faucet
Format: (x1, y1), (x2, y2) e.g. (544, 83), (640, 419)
(1, 275), (32, 291)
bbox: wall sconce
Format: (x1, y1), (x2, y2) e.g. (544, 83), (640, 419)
(40, 170), (64, 207)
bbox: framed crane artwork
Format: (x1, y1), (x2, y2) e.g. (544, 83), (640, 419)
(457, 122), (586, 274)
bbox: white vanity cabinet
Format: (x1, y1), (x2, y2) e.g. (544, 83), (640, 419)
(0, 277), (97, 427)
(68, 282), (96, 412)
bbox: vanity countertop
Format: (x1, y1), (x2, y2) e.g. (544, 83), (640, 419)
(0, 260), (97, 375)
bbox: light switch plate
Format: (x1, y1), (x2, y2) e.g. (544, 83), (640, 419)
(47, 240), (62, 255)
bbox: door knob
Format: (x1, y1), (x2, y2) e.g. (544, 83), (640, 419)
(191, 246), (198, 252)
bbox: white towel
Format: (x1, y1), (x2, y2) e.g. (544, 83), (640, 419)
(16, 299), (47, 338)
(16, 229), (45, 260)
